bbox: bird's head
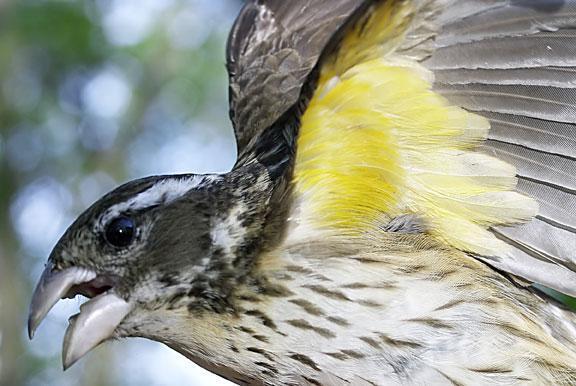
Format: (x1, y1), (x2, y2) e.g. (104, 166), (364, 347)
(28, 170), (274, 369)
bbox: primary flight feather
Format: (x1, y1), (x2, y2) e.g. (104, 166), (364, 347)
(29, 0), (576, 384)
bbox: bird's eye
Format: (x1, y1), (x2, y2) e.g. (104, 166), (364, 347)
(104, 216), (135, 248)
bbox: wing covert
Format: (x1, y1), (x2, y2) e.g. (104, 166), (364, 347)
(226, 0), (367, 154)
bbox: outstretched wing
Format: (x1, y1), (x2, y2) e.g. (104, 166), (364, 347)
(226, 0), (366, 154)
(427, 1), (576, 295)
(290, 0), (576, 296)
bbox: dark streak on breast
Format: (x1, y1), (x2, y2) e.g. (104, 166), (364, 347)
(468, 366), (513, 374)
(340, 349), (365, 359)
(359, 336), (381, 349)
(326, 316), (350, 327)
(302, 376), (322, 385)
(434, 299), (465, 311)
(245, 309), (279, 331)
(285, 319), (336, 338)
(285, 265), (314, 274)
(407, 317), (454, 329)
(378, 333), (423, 349)
(252, 334), (269, 342)
(358, 377), (378, 386)
(289, 353), (321, 371)
(324, 351), (348, 361)
(289, 298), (326, 316)
(357, 299), (382, 308)
(302, 284), (351, 301)
(247, 346), (275, 361)
(254, 361), (279, 374)
(236, 326), (256, 334)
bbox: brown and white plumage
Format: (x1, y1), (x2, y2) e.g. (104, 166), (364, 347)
(29, 1), (576, 385)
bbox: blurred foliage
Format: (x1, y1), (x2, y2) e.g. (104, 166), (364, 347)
(0, 0), (238, 385)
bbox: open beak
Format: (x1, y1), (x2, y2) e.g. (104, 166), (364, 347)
(28, 263), (133, 370)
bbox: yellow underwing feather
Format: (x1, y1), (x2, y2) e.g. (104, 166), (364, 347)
(293, 0), (538, 257)
(322, 0), (414, 80)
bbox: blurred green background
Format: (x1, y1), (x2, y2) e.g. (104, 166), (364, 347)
(0, 0), (239, 384)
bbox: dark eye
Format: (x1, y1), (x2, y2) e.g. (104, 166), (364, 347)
(104, 216), (135, 248)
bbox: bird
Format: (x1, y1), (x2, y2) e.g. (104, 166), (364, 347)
(28, 0), (576, 384)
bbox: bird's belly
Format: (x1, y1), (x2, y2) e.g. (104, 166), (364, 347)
(138, 237), (576, 385)
(222, 238), (576, 385)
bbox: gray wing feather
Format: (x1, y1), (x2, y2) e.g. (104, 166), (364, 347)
(437, 1), (576, 44)
(226, 0), (366, 154)
(482, 140), (575, 192)
(426, 0), (576, 295)
(428, 31), (576, 69)
(434, 67), (576, 87)
(435, 83), (576, 122)
(483, 112), (576, 157)
(517, 179), (576, 231)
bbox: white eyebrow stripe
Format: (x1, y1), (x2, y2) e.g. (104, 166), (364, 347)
(102, 175), (218, 224)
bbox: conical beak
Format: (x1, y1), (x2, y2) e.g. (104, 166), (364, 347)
(28, 264), (97, 339)
(28, 263), (133, 370)
(62, 291), (132, 370)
